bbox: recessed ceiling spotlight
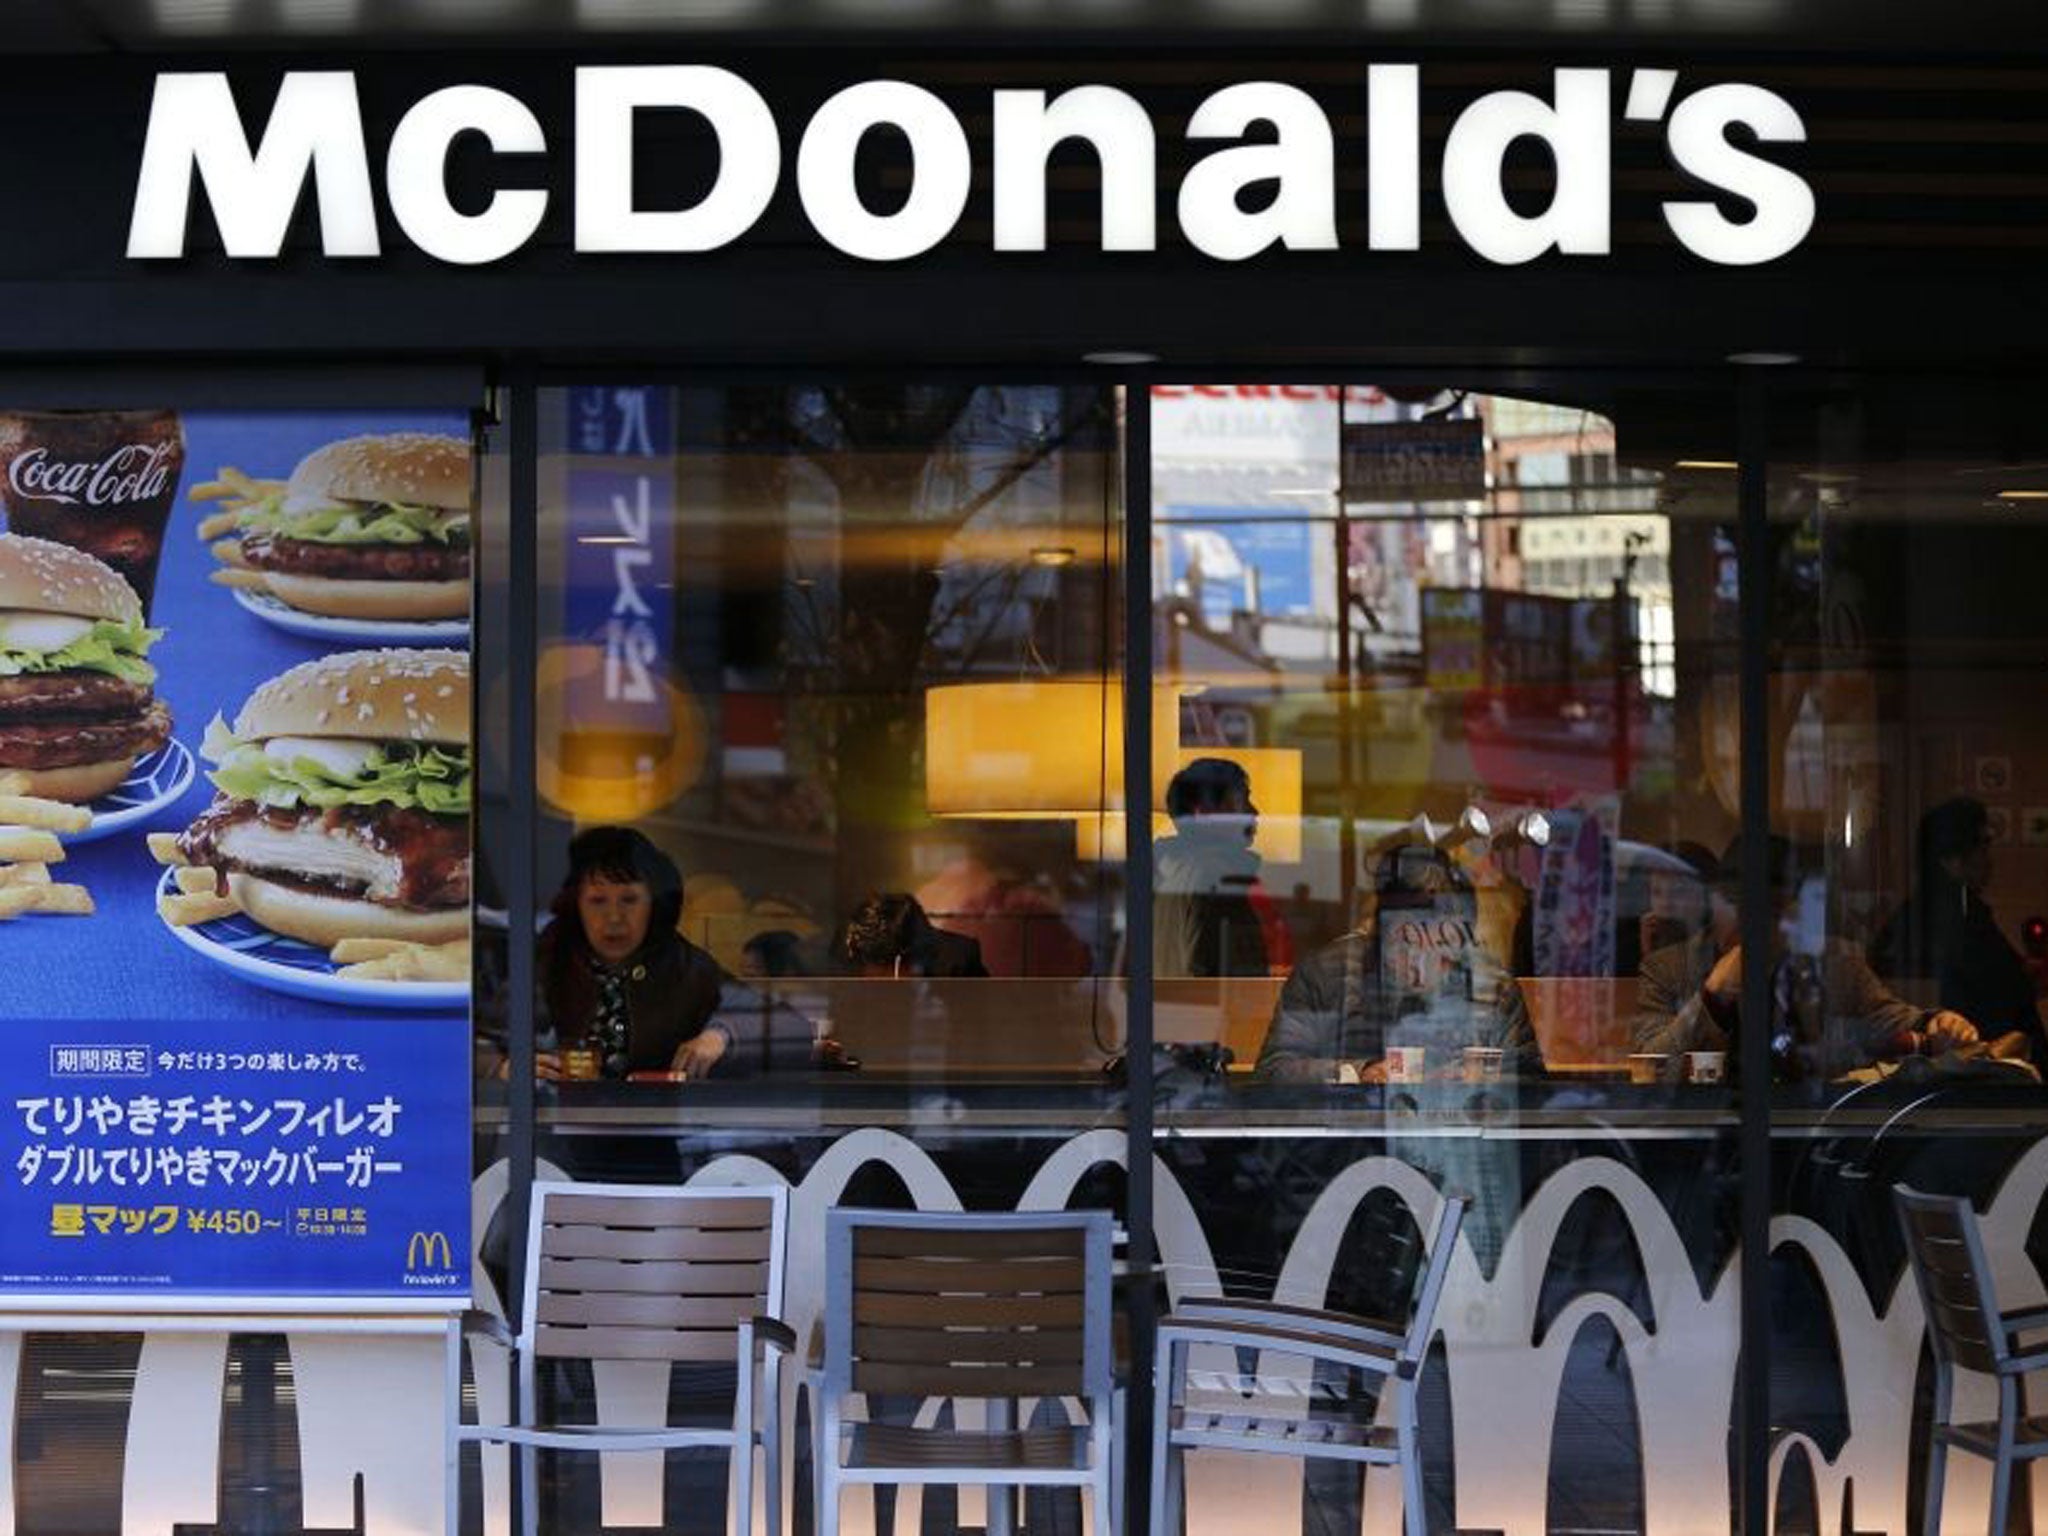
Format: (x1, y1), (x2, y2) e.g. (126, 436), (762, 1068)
(1996, 490), (2048, 502)
(1082, 350), (1160, 366)
(1675, 460), (1739, 470)
(1030, 546), (1078, 567)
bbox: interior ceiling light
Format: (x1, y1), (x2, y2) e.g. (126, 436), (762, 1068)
(1996, 490), (2048, 501)
(1082, 350), (1160, 366)
(1675, 460), (1738, 470)
(1725, 350), (1801, 366)
(1029, 546), (1077, 566)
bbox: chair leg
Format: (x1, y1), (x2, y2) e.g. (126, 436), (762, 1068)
(1109, 1387), (1126, 1536)
(1399, 1380), (1426, 1536)
(732, 1437), (753, 1536)
(1150, 1341), (1180, 1536)
(1923, 1435), (1948, 1536)
(764, 1428), (782, 1536)
(1989, 1379), (2018, 1536)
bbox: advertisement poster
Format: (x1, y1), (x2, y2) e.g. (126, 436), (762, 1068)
(0, 407), (473, 1299)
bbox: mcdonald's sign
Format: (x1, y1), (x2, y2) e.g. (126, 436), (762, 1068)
(406, 1230), (454, 1271)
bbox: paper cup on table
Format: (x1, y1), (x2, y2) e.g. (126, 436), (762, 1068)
(1462, 1045), (1504, 1083)
(1627, 1053), (1668, 1085)
(1385, 1045), (1428, 1084)
(1686, 1050), (1727, 1085)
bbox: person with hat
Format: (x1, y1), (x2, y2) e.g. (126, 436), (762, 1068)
(1632, 834), (1979, 1078)
(1870, 797), (2046, 1066)
(526, 825), (743, 1080)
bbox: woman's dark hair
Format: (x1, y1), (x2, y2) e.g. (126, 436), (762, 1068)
(541, 826), (684, 1041)
(837, 891), (932, 970)
(742, 929), (812, 978)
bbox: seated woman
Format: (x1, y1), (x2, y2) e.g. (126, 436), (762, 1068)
(836, 891), (989, 978)
(533, 826), (736, 1080)
(1256, 842), (1537, 1083)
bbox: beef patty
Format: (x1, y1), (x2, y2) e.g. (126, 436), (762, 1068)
(0, 698), (170, 769)
(242, 534), (470, 583)
(0, 672), (153, 719)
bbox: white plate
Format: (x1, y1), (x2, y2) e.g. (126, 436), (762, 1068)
(232, 587), (470, 646)
(156, 867), (469, 1012)
(43, 738), (197, 844)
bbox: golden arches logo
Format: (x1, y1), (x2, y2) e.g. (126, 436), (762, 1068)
(406, 1230), (453, 1271)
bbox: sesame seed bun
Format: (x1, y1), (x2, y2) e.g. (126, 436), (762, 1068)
(282, 432), (470, 515)
(258, 572), (469, 621)
(232, 648), (468, 748)
(0, 534), (143, 624)
(233, 873), (470, 949)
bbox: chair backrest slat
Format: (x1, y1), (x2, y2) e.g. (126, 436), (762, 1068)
(534, 1322), (747, 1363)
(826, 1209), (1112, 1405)
(521, 1181), (787, 1368)
(1893, 1185), (2006, 1374)
(1401, 1193), (1469, 1371)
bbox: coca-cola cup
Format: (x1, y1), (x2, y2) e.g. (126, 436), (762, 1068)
(0, 409), (185, 617)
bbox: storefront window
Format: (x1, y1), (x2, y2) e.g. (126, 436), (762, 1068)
(1766, 378), (2048, 1536)
(1148, 380), (1747, 1534)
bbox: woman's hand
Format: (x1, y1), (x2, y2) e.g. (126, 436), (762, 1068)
(671, 1029), (728, 1081)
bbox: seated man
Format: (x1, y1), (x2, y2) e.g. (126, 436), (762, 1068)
(1256, 843), (1537, 1083)
(1633, 835), (1977, 1080)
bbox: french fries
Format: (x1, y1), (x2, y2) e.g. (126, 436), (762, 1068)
(147, 832), (189, 866)
(0, 829), (64, 864)
(171, 866), (222, 895)
(208, 568), (272, 592)
(0, 785), (88, 913)
(331, 936), (470, 983)
(158, 888), (241, 927)
(0, 882), (93, 919)
(0, 794), (90, 833)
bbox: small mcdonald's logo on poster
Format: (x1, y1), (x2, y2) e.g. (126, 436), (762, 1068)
(406, 1230), (453, 1271)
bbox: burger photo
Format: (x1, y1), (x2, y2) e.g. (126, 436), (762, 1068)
(175, 647), (470, 947)
(0, 533), (169, 802)
(196, 432), (471, 621)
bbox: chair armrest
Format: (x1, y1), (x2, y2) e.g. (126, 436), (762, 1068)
(750, 1316), (798, 1355)
(2001, 1347), (2048, 1376)
(2002, 1306), (2048, 1336)
(1170, 1297), (1404, 1350)
(1157, 1314), (1411, 1378)
(462, 1311), (516, 1350)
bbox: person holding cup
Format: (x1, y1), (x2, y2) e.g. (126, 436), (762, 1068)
(509, 826), (743, 1082)
(1256, 841), (1537, 1084)
(1631, 834), (1979, 1082)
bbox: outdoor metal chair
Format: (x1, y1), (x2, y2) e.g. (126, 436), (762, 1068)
(1894, 1185), (2048, 1536)
(1149, 1191), (1469, 1536)
(458, 1181), (792, 1536)
(813, 1207), (1117, 1536)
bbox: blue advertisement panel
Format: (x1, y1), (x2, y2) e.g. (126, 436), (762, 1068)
(1, 1014), (470, 1296)
(0, 405), (474, 1300)
(562, 385), (676, 738)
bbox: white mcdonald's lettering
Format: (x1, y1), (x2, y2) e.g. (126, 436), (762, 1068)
(127, 65), (1814, 267)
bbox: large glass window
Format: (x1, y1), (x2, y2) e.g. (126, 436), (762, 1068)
(1766, 378), (2048, 1536)
(1148, 380), (1746, 1536)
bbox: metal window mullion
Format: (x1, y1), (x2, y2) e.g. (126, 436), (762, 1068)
(1122, 377), (1158, 1536)
(1735, 368), (1774, 1536)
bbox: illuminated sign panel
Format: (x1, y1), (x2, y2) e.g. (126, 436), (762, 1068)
(127, 65), (1814, 268)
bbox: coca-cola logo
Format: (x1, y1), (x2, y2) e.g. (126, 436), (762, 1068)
(6, 444), (177, 508)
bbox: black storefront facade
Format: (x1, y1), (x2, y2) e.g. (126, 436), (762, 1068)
(3, 9), (2048, 1536)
